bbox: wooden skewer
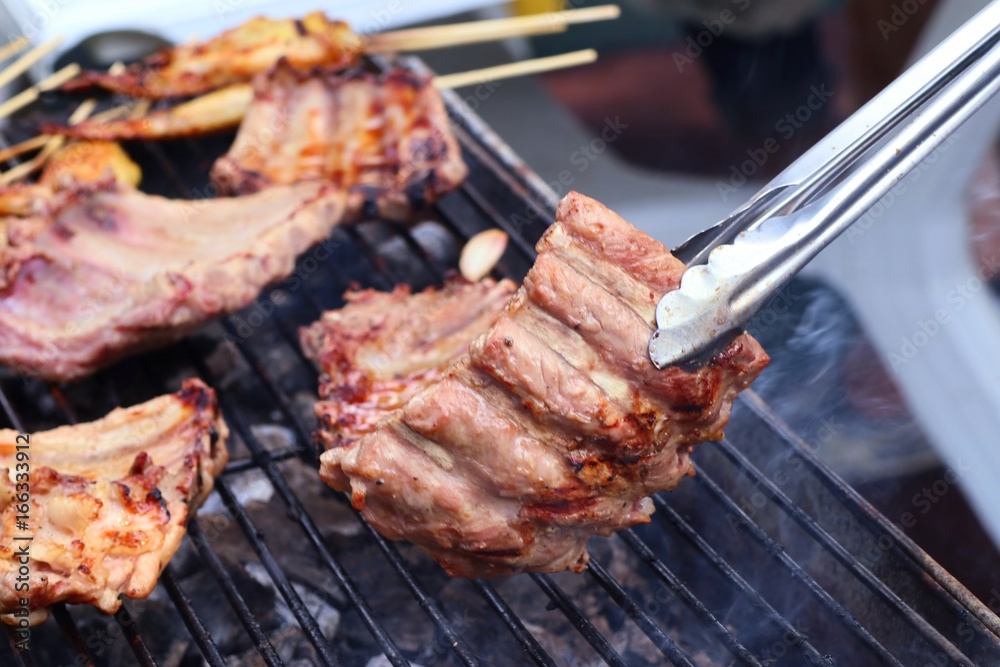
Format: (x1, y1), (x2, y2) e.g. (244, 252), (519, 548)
(0, 96), (146, 164)
(0, 135), (48, 163)
(0, 57), (147, 185)
(0, 36), (29, 64)
(367, 5), (619, 53)
(1, 47), (595, 171)
(0, 63), (80, 121)
(434, 48), (597, 89)
(0, 36), (62, 90)
(0, 98), (96, 186)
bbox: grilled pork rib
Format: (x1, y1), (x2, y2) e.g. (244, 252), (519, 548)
(301, 278), (518, 451)
(0, 379), (228, 623)
(62, 12), (362, 99)
(318, 192), (769, 577)
(0, 183), (345, 381)
(211, 63), (467, 221)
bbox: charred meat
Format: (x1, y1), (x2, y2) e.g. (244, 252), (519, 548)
(211, 63), (467, 221)
(62, 12), (362, 99)
(0, 379), (228, 622)
(302, 277), (518, 451)
(317, 192), (769, 577)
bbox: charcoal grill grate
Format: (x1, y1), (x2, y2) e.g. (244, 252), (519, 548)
(1, 55), (1000, 667)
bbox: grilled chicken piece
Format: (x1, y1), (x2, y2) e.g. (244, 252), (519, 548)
(211, 63), (467, 221)
(62, 12), (362, 99)
(319, 192), (769, 578)
(0, 141), (140, 218)
(42, 84), (254, 141)
(0, 379), (228, 623)
(0, 183), (345, 381)
(301, 278), (518, 451)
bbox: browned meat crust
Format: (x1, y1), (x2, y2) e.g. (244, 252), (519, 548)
(62, 12), (362, 99)
(0, 379), (228, 622)
(0, 183), (345, 381)
(301, 278), (518, 451)
(318, 192), (769, 577)
(211, 62), (467, 221)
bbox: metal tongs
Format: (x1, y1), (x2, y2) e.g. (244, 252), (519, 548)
(649, 1), (1000, 370)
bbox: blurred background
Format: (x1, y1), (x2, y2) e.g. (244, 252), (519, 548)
(3, 0), (1000, 604)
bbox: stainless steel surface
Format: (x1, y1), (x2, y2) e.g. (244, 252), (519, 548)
(650, 0), (1000, 369)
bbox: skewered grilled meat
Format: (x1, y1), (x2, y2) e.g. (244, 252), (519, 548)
(0, 183), (345, 381)
(301, 278), (518, 451)
(317, 192), (769, 577)
(62, 12), (362, 99)
(47, 62), (467, 221)
(42, 84), (254, 141)
(0, 379), (228, 623)
(210, 63), (467, 221)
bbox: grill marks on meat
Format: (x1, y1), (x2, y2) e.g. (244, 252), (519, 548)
(301, 278), (517, 456)
(62, 12), (362, 99)
(318, 192), (769, 577)
(211, 62), (467, 221)
(0, 183), (345, 381)
(0, 379), (228, 621)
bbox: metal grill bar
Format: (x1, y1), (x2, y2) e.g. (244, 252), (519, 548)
(711, 436), (976, 665)
(653, 493), (835, 666)
(618, 530), (762, 666)
(186, 520), (286, 667)
(0, 386), (25, 431)
(159, 568), (226, 667)
(471, 580), (558, 667)
(357, 523), (483, 667)
(585, 559), (695, 667)
(687, 463), (904, 666)
(50, 605), (96, 667)
(210, 473), (339, 667)
(116, 601), (157, 666)
(739, 390), (1000, 643)
(530, 574), (628, 667)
